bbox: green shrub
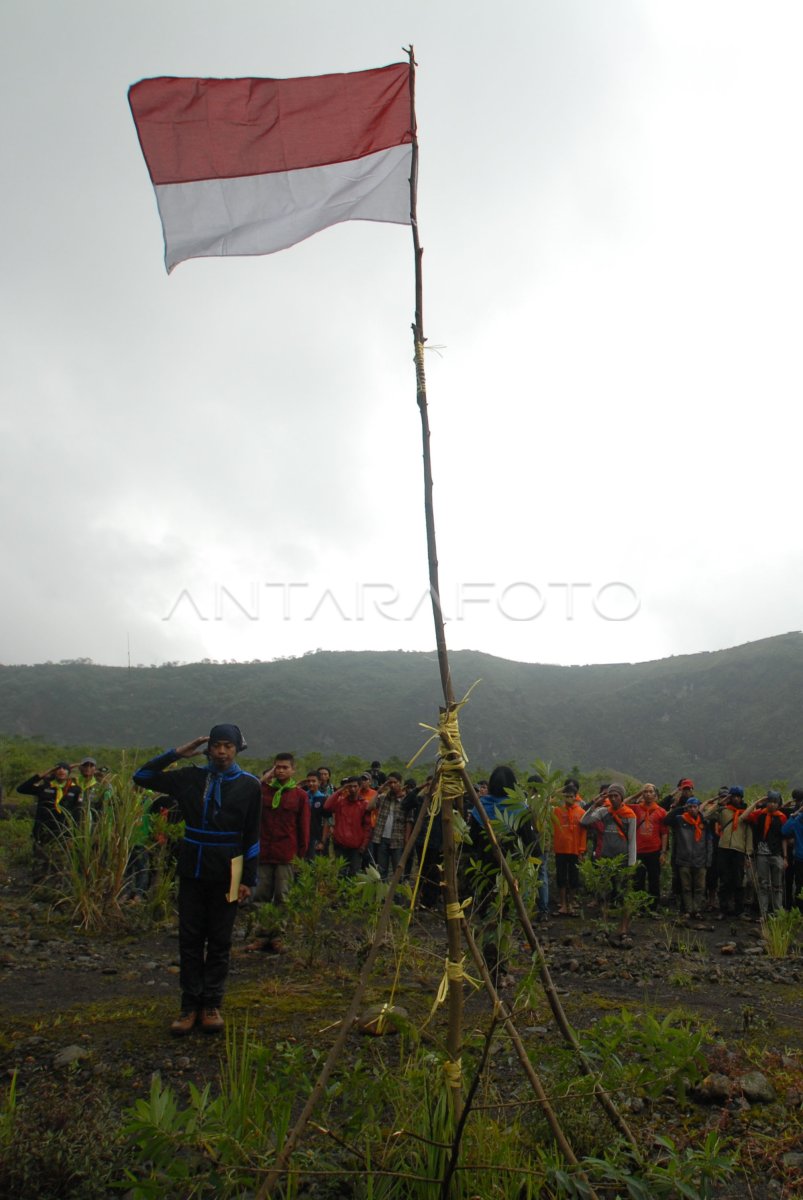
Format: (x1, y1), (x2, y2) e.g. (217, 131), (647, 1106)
(582, 1008), (706, 1105)
(578, 854), (625, 920)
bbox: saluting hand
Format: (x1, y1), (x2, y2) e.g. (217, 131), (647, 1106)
(175, 736), (209, 758)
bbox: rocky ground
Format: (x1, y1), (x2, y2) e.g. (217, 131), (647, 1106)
(0, 866), (801, 1198)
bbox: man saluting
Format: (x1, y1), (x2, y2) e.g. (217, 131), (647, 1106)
(133, 724), (260, 1036)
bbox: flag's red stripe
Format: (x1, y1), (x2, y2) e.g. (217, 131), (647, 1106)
(129, 64), (412, 186)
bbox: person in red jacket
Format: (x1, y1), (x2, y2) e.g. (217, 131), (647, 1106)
(324, 777), (375, 876)
(253, 752), (310, 907)
(551, 782), (587, 914)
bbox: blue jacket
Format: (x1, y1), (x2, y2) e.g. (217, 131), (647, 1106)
(781, 810), (803, 863)
(133, 750), (261, 886)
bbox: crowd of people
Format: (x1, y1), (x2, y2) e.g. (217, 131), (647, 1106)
(11, 731), (803, 1037)
(445, 768), (803, 927)
(15, 756), (111, 878)
(544, 776), (803, 922)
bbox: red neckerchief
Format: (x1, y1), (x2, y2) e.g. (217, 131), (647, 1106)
(724, 802), (743, 830)
(681, 810), (703, 841)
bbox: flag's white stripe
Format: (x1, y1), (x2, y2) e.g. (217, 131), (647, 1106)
(155, 143), (412, 271)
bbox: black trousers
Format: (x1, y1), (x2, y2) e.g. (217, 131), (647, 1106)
(418, 841), (443, 909)
(178, 875), (238, 1011)
(333, 842), (363, 877)
(717, 848), (745, 915)
(791, 860), (803, 911)
(635, 850), (662, 904)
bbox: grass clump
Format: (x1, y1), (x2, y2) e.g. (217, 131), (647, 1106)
(761, 907), (802, 958)
(581, 1008), (707, 1106)
(49, 764), (179, 932)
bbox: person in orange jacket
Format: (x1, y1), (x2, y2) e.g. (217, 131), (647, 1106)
(552, 782), (587, 914)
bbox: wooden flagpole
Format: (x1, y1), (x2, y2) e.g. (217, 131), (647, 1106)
(406, 44), (465, 1123)
(407, 46), (454, 710)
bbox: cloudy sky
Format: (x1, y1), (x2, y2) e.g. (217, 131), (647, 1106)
(2, 1), (801, 669)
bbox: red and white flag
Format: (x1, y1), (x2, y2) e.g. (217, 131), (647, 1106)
(129, 63), (413, 272)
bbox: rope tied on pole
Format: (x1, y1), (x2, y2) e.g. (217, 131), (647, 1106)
(415, 339), (427, 397)
(442, 1058), (462, 1088)
(425, 952), (480, 1027)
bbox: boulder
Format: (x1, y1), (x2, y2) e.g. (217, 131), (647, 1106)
(356, 1004), (408, 1036)
(738, 1071), (776, 1104)
(53, 1044), (92, 1069)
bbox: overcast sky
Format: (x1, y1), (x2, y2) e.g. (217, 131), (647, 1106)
(2, 1), (801, 669)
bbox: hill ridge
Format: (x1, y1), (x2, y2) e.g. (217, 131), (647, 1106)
(1, 633), (801, 787)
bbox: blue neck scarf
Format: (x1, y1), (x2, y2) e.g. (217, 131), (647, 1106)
(203, 762), (244, 811)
